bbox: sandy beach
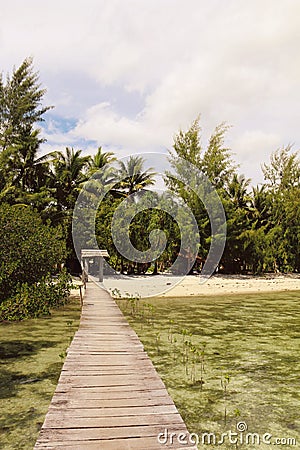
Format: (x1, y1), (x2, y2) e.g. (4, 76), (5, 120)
(74, 273), (300, 299)
(161, 273), (300, 297)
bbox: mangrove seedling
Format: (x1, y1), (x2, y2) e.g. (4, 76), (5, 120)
(155, 331), (161, 354)
(221, 372), (231, 425)
(173, 336), (178, 361)
(168, 319), (174, 343)
(199, 342), (207, 390)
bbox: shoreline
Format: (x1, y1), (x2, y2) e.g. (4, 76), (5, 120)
(161, 273), (300, 298)
(97, 273), (300, 299)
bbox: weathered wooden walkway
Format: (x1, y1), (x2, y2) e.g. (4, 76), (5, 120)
(35, 282), (196, 449)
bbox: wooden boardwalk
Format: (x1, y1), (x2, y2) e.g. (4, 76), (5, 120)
(35, 282), (197, 449)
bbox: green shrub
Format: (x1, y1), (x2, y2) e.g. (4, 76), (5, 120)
(0, 270), (72, 321)
(0, 204), (66, 302)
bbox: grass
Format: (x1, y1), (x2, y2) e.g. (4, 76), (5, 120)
(0, 297), (81, 450)
(117, 291), (300, 449)
(1, 289), (298, 449)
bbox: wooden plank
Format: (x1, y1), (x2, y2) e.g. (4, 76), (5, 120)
(51, 388), (170, 399)
(43, 413), (184, 428)
(46, 404), (179, 417)
(50, 396), (174, 408)
(37, 423), (190, 440)
(60, 369), (158, 376)
(35, 436), (196, 450)
(61, 364), (154, 372)
(55, 386), (170, 395)
(62, 356), (150, 365)
(60, 357), (153, 367)
(34, 282), (196, 450)
(57, 374), (166, 384)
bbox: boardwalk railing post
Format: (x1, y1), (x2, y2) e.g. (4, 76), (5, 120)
(79, 284), (83, 306)
(99, 256), (104, 282)
(84, 259), (89, 281)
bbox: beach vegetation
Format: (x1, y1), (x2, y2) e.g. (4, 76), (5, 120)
(0, 58), (300, 318)
(116, 291), (300, 444)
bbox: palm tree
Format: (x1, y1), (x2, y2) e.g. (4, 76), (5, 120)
(88, 146), (116, 175)
(116, 155), (156, 197)
(84, 146), (117, 198)
(0, 135), (54, 209)
(50, 147), (90, 210)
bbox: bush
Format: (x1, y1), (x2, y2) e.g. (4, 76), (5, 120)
(0, 270), (72, 321)
(0, 204), (66, 302)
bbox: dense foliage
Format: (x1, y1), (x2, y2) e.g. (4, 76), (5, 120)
(0, 204), (66, 302)
(0, 58), (299, 320)
(0, 59), (70, 320)
(0, 270), (72, 321)
(165, 118), (300, 273)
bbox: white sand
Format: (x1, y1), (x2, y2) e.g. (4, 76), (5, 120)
(162, 273), (300, 297)
(77, 273), (300, 299)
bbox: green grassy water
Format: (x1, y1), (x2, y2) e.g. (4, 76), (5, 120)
(0, 297), (81, 450)
(117, 291), (300, 449)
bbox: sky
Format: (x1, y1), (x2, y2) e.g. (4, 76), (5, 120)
(1, 0), (300, 185)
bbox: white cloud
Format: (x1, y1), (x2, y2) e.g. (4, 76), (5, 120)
(231, 130), (282, 184)
(1, 0), (300, 183)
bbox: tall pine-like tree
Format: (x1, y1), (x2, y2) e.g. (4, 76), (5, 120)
(0, 57), (52, 201)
